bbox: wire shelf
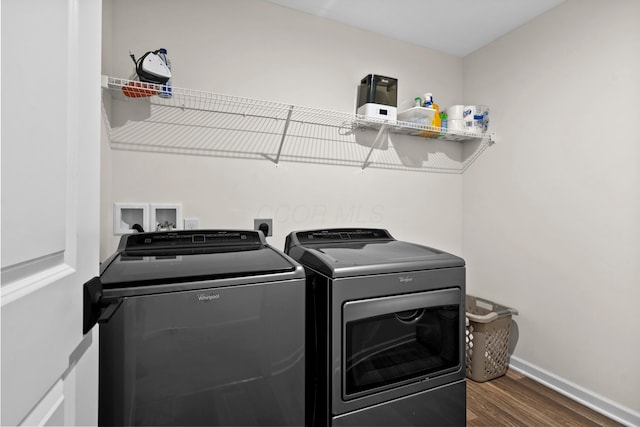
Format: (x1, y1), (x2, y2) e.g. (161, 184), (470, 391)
(102, 76), (494, 173)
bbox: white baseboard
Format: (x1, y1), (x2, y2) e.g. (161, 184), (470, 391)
(509, 356), (640, 427)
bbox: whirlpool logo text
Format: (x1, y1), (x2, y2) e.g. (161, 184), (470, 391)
(197, 293), (220, 302)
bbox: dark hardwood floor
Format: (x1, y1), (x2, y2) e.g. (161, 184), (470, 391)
(466, 369), (622, 426)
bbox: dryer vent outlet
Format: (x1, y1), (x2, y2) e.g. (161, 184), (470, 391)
(254, 218), (273, 237)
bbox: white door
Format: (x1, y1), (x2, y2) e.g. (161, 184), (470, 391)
(1, 0), (102, 425)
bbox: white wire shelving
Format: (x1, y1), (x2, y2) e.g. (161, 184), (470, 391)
(102, 76), (495, 173)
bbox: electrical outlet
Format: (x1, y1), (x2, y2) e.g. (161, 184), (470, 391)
(184, 218), (199, 230)
(254, 218), (273, 237)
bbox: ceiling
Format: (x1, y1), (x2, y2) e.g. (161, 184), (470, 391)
(265, 0), (565, 57)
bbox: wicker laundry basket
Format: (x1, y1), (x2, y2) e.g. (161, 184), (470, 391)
(465, 295), (518, 382)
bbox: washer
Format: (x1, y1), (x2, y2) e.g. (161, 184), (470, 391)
(84, 230), (305, 426)
(284, 228), (466, 427)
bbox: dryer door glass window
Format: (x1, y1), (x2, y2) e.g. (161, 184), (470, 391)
(343, 289), (461, 398)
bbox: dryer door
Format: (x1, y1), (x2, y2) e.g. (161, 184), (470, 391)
(342, 288), (461, 401)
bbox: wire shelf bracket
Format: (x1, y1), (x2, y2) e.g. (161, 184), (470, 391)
(274, 105), (294, 166)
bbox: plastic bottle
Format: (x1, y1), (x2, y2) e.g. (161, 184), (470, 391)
(440, 111), (448, 131)
(431, 101), (441, 128)
(157, 48), (172, 99)
(423, 93), (433, 108)
(414, 97), (422, 108)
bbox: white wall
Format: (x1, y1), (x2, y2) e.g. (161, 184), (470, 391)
(101, 0), (640, 421)
(101, 0), (466, 259)
(462, 0), (640, 417)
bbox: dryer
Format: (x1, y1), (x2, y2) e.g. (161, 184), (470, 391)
(285, 228), (466, 427)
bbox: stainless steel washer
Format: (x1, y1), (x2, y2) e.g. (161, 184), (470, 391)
(85, 230), (305, 426)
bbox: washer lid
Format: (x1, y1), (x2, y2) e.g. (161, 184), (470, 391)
(100, 230), (301, 288)
(285, 228), (464, 278)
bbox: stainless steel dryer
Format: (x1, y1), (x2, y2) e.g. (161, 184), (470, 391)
(84, 230), (305, 426)
(284, 228), (466, 427)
